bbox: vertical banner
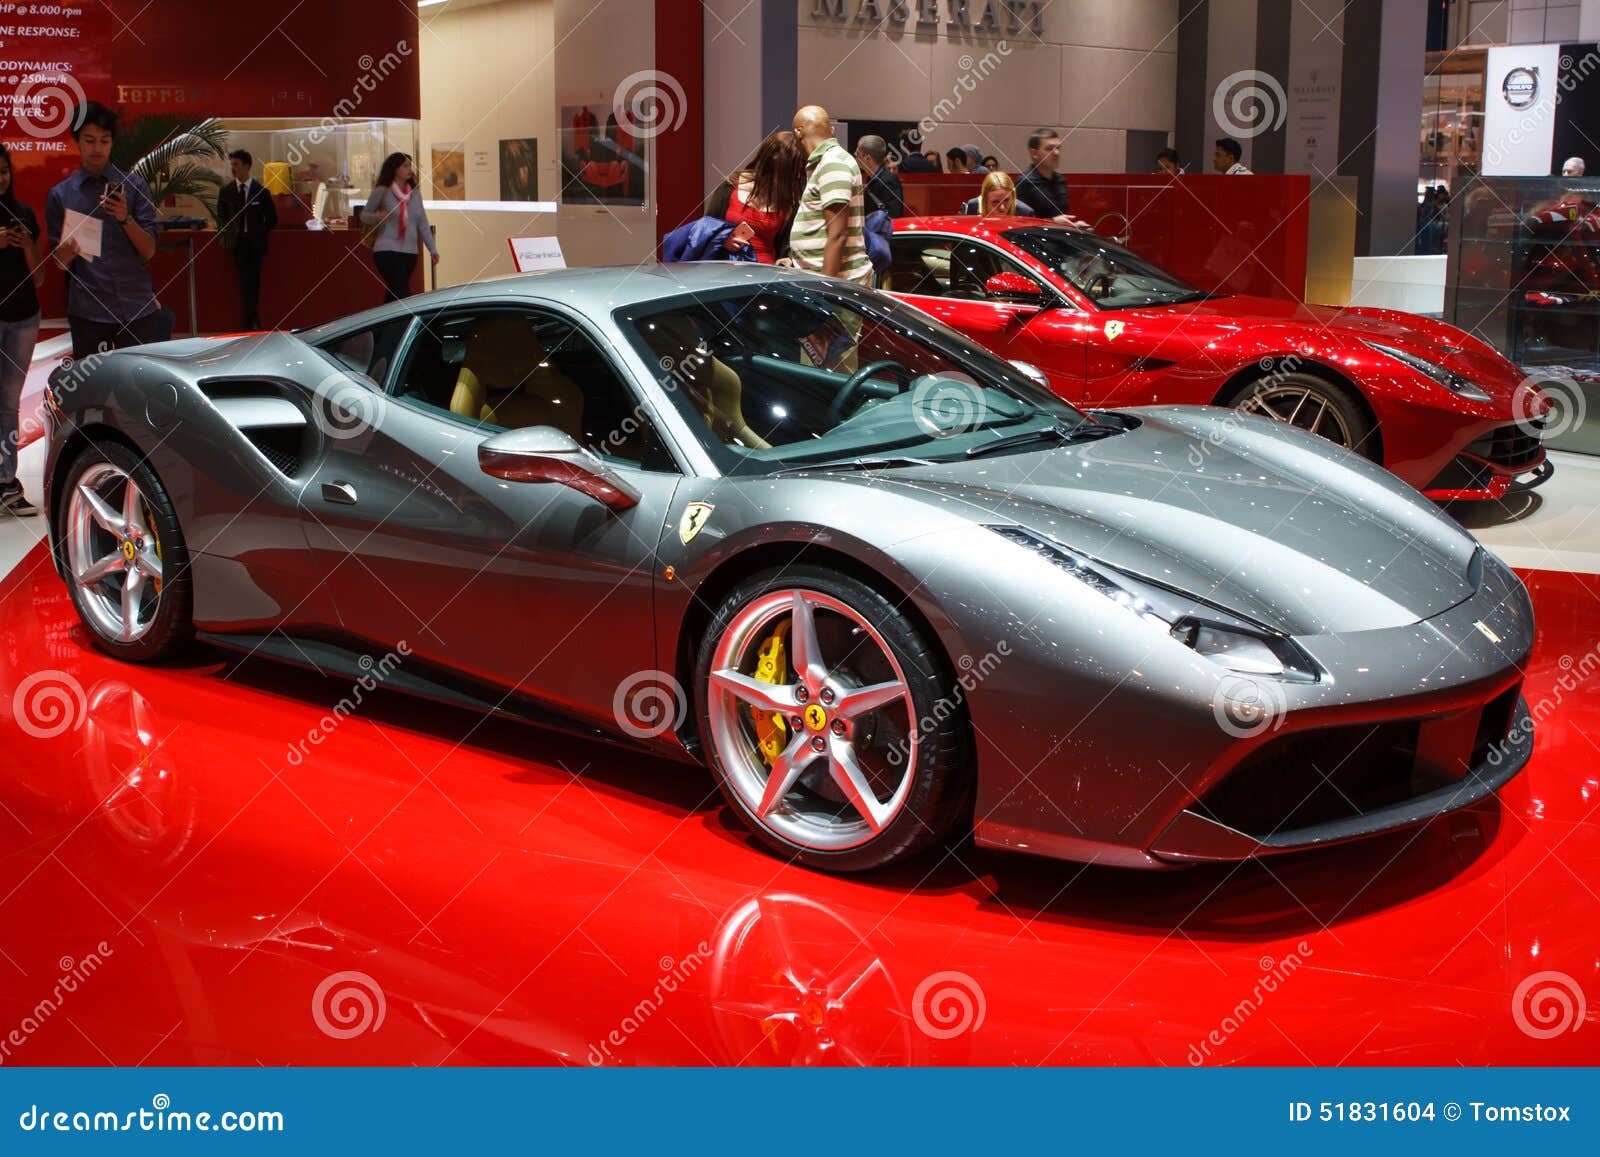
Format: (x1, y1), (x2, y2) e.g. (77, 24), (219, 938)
(0, 1), (112, 210)
(1285, 0), (1344, 179)
(1482, 42), (1561, 175)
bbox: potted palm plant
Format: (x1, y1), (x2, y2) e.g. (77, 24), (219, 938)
(110, 115), (230, 222)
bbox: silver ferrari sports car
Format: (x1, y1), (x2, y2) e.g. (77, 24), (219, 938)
(42, 264), (1534, 872)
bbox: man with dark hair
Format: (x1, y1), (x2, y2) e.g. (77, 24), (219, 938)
(944, 146), (971, 174)
(1155, 147), (1183, 176)
(1212, 137), (1251, 174)
(899, 132), (934, 173)
(1015, 127), (1070, 221)
(854, 135), (905, 219)
(216, 148), (277, 329)
(47, 102), (163, 357)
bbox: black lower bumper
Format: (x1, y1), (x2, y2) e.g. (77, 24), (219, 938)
(1150, 697), (1533, 863)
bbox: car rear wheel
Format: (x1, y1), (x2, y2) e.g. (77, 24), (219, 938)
(61, 440), (193, 661)
(695, 565), (970, 872)
(1227, 372), (1379, 461)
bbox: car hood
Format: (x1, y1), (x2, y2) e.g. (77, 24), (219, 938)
(1137, 295), (1523, 394)
(872, 408), (1480, 636)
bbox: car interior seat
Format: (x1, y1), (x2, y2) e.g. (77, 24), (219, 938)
(449, 314), (586, 439)
(648, 316), (772, 450)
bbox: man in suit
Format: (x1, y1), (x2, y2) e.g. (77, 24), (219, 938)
(216, 149), (276, 329)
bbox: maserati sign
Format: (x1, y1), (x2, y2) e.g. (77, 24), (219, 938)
(810, 0), (1045, 37)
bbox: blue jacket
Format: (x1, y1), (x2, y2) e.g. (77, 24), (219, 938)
(661, 216), (756, 263)
(864, 210), (892, 275)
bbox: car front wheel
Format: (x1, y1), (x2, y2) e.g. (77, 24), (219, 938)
(695, 565), (970, 872)
(1227, 371), (1379, 460)
(61, 440), (193, 661)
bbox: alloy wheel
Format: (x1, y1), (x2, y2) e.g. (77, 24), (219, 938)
(1236, 383), (1355, 448)
(707, 589), (919, 852)
(66, 462), (164, 644)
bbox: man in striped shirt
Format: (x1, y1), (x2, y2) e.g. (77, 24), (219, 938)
(789, 106), (873, 285)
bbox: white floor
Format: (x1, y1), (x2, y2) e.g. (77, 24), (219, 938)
(0, 438), (49, 578)
(1451, 450), (1600, 575)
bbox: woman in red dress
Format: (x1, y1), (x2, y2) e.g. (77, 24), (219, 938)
(706, 131), (806, 264)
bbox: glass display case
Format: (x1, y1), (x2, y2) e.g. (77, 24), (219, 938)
(1445, 175), (1600, 453)
(215, 117), (420, 225)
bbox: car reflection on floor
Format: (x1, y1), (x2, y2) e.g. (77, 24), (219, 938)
(0, 541), (1595, 1066)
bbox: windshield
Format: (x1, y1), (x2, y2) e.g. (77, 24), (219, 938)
(617, 279), (1087, 475)
(1002, 226), (1209, 310)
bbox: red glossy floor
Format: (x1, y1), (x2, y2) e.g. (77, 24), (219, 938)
(0, 540), (1596, 1067)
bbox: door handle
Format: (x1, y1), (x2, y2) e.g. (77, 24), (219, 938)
(321, 481), (358, 505)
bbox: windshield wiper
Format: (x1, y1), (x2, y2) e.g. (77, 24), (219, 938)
(773, 455), (938, 476)
(964, 421), (1121, 459)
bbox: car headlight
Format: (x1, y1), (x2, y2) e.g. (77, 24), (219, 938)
(1363, 340), (1491, 403)
(989, 526), (1320, 682)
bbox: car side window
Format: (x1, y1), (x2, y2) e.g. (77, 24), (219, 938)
(390, 307), (673, 470)
(886, 237), (1034, 302)
(317, 317), (412, 389)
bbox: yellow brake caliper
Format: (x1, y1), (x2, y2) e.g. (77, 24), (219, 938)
(751, 621), (791, 767)
(143, 499), (163, 596)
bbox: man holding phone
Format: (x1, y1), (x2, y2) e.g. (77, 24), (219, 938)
(46, 102), (163, 358)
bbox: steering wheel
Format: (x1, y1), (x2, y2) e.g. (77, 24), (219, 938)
(828, 360), (910, 423)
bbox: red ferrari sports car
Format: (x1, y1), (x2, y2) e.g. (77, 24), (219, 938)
(885, 216), (1550, 501)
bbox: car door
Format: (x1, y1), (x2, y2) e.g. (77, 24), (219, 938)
(298, 303), (682, 733)
(883, 233), (1087, 400)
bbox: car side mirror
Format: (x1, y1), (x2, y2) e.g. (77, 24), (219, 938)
(478, 426), (640, 511)
(984, 271), (1045, 303)
(1008, 360), (1052, 390)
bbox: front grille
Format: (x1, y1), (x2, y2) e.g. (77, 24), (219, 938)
(1462, 421), (1545, 470)
(1196, 690), (1521, 839)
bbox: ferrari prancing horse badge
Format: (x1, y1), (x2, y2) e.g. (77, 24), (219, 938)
(678, 502), (715, 544)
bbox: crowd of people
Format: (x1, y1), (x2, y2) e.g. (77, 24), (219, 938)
(672, 112), (1271, 272)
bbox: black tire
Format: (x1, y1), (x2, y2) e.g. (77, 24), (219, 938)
(694, 564), (970, 872)
(1224, 371), (1379, 462)
(60, 439), (194, 662)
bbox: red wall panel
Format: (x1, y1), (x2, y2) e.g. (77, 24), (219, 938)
(107, 0), (420, 119)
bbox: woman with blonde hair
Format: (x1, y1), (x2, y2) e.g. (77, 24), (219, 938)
(978, 171), (1022, 217)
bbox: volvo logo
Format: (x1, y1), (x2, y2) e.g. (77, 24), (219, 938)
(1503, 66), (1539, 109)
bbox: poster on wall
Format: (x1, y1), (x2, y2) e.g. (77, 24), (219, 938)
(0, 1), (113, 209)
(499, 138), (538, 201)
(559, 101), (645, 206)
(1284, 0), (1343, 179)
(431, 142), (465, 200)
(1481, 43), (1561, 176)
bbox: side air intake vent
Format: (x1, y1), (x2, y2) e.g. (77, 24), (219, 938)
(198, 378), (315, 478)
